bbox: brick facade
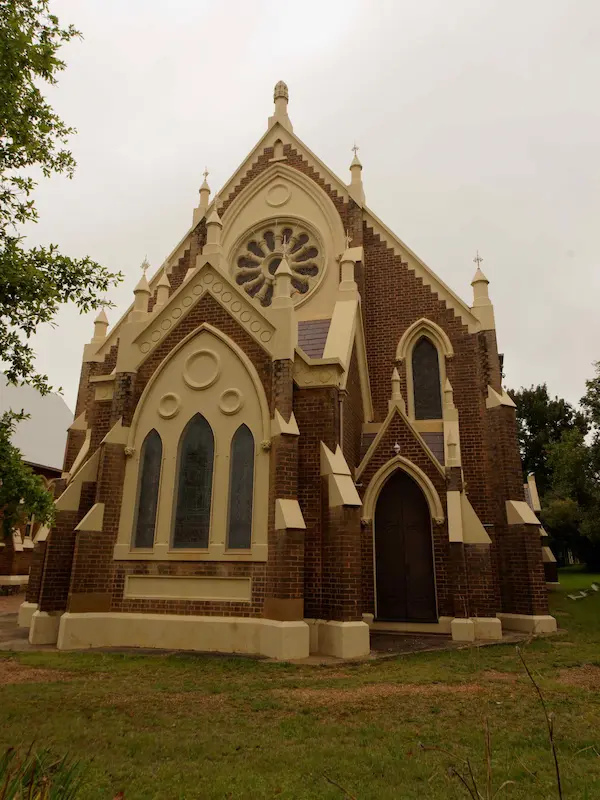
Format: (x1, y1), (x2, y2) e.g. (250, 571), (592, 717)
(29, 127), (550, 647)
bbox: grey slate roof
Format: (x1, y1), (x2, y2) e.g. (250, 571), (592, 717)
(297, 319), (331, 359)
(0, 375), (73, 470)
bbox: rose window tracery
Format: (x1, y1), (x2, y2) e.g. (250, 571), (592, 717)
(233, 222), (323, 307)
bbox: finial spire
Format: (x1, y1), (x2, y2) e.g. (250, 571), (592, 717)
(348, 143), (365, 205)
(92, 307), (109, 342)
(470, 250), (495, 331)
(269, 80), (293, 132)
(141, 256), (150, 274)
(194, 167), (211, 225)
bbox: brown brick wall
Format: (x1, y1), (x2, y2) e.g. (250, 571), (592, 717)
(342, 346), (364, 474)
(111, 560), (266, 617)
(25, 540), (47, 603)
(358, 412), (453, 617)
(295, 386), (339, 619)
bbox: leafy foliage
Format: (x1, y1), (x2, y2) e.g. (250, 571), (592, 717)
(510, 367), (600, 569)
(0, 746), (84, 799)
(508, 384), (587, 496)
(0, 0), (121, 393)
(0, 410), (53, 537)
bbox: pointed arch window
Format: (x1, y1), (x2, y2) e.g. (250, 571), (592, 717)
(173, 414), (214, 549)
(227, 424), (255, 549)
(133, 429), (162, 548)
(412, 336), (442, 420)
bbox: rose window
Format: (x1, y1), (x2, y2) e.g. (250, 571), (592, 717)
(233, 222), (322, 307)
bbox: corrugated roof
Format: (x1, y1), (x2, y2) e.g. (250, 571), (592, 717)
(297, 319), (331, 359)
(0, 375), (73, 470)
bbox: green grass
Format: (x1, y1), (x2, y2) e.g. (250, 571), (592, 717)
(1, 570), (599, 799)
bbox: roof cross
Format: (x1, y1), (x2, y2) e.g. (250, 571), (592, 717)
(473, 250), (483, 267)
(141, 255), (150, 273)
(352, 142), (359, 156)
(203, 167), (209, 181)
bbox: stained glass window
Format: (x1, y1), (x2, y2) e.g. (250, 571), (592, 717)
(133, 429), (162, 548)
(227, 424), (254, 549)
(412, 337), (442, 420)
(172, 414), (214, 548)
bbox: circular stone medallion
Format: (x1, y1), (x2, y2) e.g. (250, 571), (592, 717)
(158, 392), (181, 419)
(219, 388), (244, 415)
(266, 183), (291, 207)
(183, 349), (221, 390)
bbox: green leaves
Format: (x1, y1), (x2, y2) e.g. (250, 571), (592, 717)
(0, 0), (122, 393)
(0, 411), (54, 536)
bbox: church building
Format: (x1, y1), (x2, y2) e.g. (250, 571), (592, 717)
(19, 83), (556, 659)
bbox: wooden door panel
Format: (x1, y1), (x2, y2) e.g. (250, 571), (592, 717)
(374, 470), (437, 623)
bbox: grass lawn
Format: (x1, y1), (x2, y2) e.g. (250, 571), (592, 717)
(1, 569), (599, 799)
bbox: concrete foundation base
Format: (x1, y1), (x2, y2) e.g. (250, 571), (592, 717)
(473, 617), (503, 640)
(0, 574), (28, 587)
(29, 610), (63, 645)
(450, 618), (475, 642)
(497, 613), (557, 634)
(57, 612), (310, 660)
(306, 619), (370, 658)
(17, 601), (38, 628)
(364, 614), (454, 635)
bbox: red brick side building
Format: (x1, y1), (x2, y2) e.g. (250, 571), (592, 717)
(19, 83), (556, 658)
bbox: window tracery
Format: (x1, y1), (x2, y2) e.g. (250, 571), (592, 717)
(133, 429), (162, 548)
(172, 414), (214, 548)
(233, 220), (322, 306)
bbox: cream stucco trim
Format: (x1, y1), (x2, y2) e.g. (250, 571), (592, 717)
(293, 348), (344, 388)
(101, 419), (129, 446)
(18, 601), (38, 629)
(527, 473), (542, 512)
(542, 546), (557, 564)
(275, 499), (306, 531)
(320, 443), (362, 507)
(75, 503), (104, 532)
(396, 318), (452, 422)
(57, 612), (310, 660)
(364, 614), (453, 635)
(357, 404), (446, 482)
(124, 575), (252, 602)
(29, 611), (63, 645)
(65, 429), (91, 482)
(271, 409), (300, 437)
(506, 500), (541, 526)
(447, 490), (463, 542)
(396, 318), (454, 362)
(0, 574), (28, 586)
(68, 412), (87, 432)
(55, 449), (100, 512)
(486, 386), (517, 409)
(414, 420), (444, 433)
(361, 455), (445, 524)
(323, 297), (357, 367)
(306, 620), (370, 659)
(461, 494), (492, 544)
(497, 613), (557, 635)
(116, 325), (270, 563)
(123, 264), (277, 373)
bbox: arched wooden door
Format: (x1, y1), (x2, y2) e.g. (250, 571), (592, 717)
(374, 470), (437, 622)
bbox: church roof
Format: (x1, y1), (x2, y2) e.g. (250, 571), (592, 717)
(0, 374), (73, 470)
(297, 319), (331, 359)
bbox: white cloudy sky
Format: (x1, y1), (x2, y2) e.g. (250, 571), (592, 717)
(22, 0), (600, 412)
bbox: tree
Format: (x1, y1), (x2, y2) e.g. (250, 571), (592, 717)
(508, 384), (587, 495)
(0, 0), (121, 394)
(543, 428), (600, 570)
(0, 410), (54, 536)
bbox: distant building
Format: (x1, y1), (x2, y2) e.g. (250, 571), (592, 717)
(22, 83), (556, 655)
(0, 375), (73, 588)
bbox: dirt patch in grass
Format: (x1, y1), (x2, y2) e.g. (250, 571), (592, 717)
(274, 681), (485, 706)
(558, 664), (600, 690)
(479, 670), (520, 683)
(104, 690), (231, 715)
(0, 659), (74, 685)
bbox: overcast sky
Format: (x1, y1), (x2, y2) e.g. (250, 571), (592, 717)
(23, 0), (600, 412)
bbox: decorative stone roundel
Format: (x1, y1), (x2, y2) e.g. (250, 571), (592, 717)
(219, 388), (244, 415)
(183, 349), (221, 390)
(158, 392), (181, 419)
(233, 220), (323, 307)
